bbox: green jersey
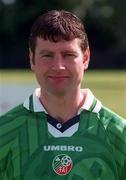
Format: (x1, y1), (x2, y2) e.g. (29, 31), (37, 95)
(0, 89), (126, 180)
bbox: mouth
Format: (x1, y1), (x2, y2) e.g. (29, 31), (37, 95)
(48, 75), (69, 78)
(48, 75), (70, 80)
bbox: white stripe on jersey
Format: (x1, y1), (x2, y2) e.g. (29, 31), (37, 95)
(48, 122), (79, 137)
(23, 88), (102, 113)
(92, 99), (102, 113)
(78, 89), (102, 114)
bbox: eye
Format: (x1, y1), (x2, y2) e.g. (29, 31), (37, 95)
(66, 54), (73, 56)
(64, 53), (77, 59)
(41, 54), (53, 58)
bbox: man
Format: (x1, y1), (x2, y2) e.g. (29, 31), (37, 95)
(0, 10), (126, 180)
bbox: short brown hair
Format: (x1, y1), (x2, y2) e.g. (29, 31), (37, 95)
(29, 10), (89, 53)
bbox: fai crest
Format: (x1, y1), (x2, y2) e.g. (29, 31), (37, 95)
(52, 154), (73, 175)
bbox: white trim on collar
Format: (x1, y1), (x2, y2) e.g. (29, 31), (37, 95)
(23, 88), (47, 113)
(23, 88), (102, 113)
(48, 123), (79, 137)
(78, 89), (102, 114)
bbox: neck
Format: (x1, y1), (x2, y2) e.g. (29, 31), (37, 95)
(39, 89), (86, 123)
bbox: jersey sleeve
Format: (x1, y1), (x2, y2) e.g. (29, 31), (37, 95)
(0, 151), (13, 179)
(99, 106), (126, 180)
(0, 113), (15, 179)
(121, 158), (126, 180)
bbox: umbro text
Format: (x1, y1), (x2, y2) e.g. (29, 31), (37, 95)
(43, 145), (83, 152)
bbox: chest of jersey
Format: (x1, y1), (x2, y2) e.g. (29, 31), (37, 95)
(20, 112), (119, 180)
(20, 135), (118, 180)
(4, 112), (119, 180)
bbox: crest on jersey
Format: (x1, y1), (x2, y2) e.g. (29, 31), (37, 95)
(52, 154), (73, 175)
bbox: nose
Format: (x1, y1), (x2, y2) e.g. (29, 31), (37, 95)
(52, 55), (66, 71)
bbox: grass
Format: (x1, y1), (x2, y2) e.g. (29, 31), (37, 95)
(0, 69), (36, 84)
(83, 70), (126, 118)
(0, 69), (126, 118)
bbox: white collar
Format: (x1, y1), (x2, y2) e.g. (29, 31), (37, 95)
(23, 88), (102, 114)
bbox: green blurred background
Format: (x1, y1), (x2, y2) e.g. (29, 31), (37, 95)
(0, 70), (125, 118)
(0, 0), (126, 117)
(0, 0), (126, 69)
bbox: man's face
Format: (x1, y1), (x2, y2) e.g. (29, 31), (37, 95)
(30, 37), (90, 97)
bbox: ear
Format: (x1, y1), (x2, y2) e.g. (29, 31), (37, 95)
(29, 48), (35, 71)
(83, 47), (90, 70)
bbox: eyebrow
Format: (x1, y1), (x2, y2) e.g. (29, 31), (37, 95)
(62, 50), (78, 54)
(39, 50), (54, 55)
(61, 50), (79, 56)
(39, 49), (78, 55)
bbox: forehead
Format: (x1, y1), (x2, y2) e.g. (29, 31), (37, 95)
(35, 37), (82, 51)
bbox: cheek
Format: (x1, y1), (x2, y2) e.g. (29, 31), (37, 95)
(77, 62), (85, 78)
(74, 59), (85, 72)
(33, 62), (51, 79)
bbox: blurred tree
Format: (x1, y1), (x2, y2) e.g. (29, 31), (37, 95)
(74, 0), (126, 69)
(0, 0), (126, 69)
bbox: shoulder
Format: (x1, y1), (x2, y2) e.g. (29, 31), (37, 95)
(99, 106), (126, 132)
(98, 106), (126, 150)
(99, 106), (126, 177)
(0, 104), (30, 126)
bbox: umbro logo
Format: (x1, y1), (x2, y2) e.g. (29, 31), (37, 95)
(43, 145), (83, 152)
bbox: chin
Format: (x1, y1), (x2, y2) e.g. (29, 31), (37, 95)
(50, 89), (68, 97)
